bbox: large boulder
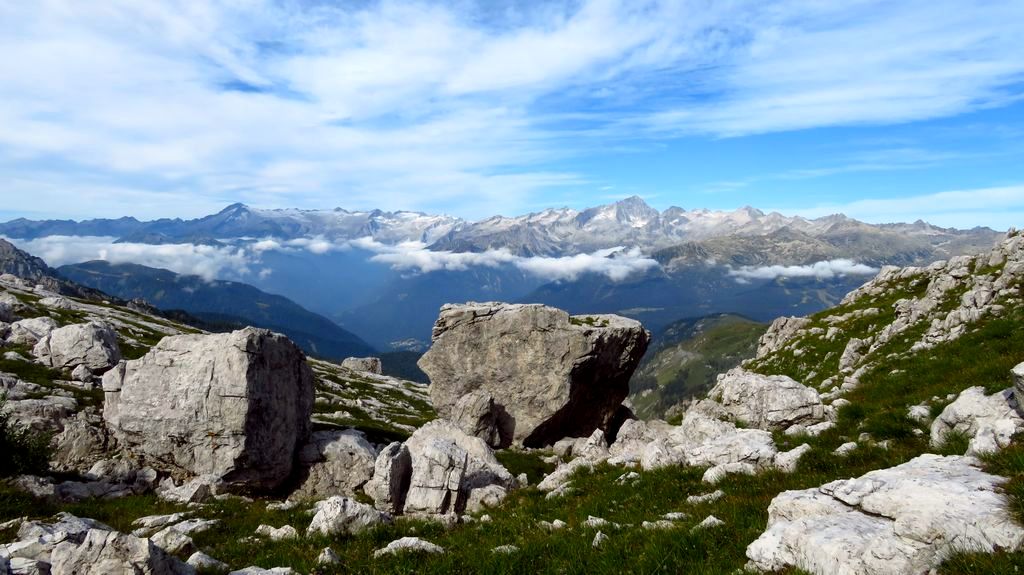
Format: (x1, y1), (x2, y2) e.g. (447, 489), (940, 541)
(307, 496), (391, 536)
(102, 328), (315, 492)
(365, 419), (513, 516)
(418, 303), (649, 447)
(364, 442), (412, 514)
(703, 368), (827, 431)
(930, 386), (1024, 456)
(746, 454), (1024, 574)
(341, 357), (383, 374)
(291, 430), (377, 500)
(33, 322), (121, 374)
(49, 529), (195, 575)
(6, 317), (58, 346)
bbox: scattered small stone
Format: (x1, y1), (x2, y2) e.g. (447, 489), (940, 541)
(642, 520), (674, 530)
(662, 512), (688, 521)
(255, 524), (298, 541)
(492, 544), (519, 554)
(188, 551), (229, 572)
(317, 547), (341, 566)
(692, 515), (725, 532)
(266, 500), (300, 512)
(480, 514), (492, 523)
(686, 490), (724, 505)
(583, 516), (612, 529)
(538, 519), (567, 531)
(592, 531), (608, 548)
(374, 537), (445, 558)
(615, 471), (640, 485)
(833, 442), (858, 456)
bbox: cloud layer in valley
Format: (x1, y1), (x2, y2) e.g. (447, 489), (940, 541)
(6, 236), (253, 281)
(6, 235), (659, 283)
(728, 260), (879, 283)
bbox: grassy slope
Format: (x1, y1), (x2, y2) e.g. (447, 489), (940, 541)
(630, 314), (766, 419)
(4, 264), (1024, 572)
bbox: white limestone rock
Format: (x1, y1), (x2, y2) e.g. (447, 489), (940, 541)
(292, 429), (377, 500)
(187, 552), (228, 573)
(705, 368), (826, 431)
(6, 317), (58, 346)
(931, 386), (1024, 455)
(48, 528), (194, 575)
(364, 442), (412, 514)
(373, 537), (444, 558)
(254, 524), (298, 541)
(401, 419), (513, 515)
(341, 356), (383, 374)
(307, 496), (391, 536)
(103, 328), (315, 492)
(418, 302), (649, 447)
(33, 322), (121, 373)
(745, 454), (1024, 574)
(773, 444), (811, 474)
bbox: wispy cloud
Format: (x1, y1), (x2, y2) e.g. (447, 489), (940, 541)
(788, 185), (1024, 229)
(1, 1), (1022, 219)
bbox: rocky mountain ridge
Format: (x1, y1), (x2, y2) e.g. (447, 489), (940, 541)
(1, 198), (999, 262)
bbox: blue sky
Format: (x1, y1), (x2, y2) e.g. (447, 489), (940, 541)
(1, 0), (1023, 228)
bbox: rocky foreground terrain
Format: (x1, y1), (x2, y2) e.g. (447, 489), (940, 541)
(1, 232), (1024, 573)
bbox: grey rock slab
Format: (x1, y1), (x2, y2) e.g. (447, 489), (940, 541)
(419, 302), (649, 447)
(33, 322), (121, 373)
(103, 328), (315, 492)
(307, 496), (391, 536)
(373, 537), (444, 558)
(49, 529), (194, 575)
(746, 454), (1024, 574)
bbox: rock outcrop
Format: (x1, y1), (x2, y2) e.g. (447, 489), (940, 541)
(930, 386), (1024, 456)
(103, 328), (315, 492)
(701, 368), (828, 431)
(366, 419), (514, 516)
(418, 303), (649, 447)
(746, 454), (1024, 574)
(33, 322), (121, 374)
(50, 528), (195, 575)
(341, 357), (383, 374)
(6, 317), (58, 346)
(292, 430), (377, 500)
(307, 496), (391, 536)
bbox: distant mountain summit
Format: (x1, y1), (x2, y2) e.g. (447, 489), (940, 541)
(0, 197), (1000, 262)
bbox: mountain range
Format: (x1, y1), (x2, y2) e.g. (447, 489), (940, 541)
(0, 196), (999, 259)
(0, 197), (1003, 350)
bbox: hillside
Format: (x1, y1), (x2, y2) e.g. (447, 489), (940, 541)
(2, 233), (1024, 574)
(58, 260), (377, 361)
(629, 314), (766, 419)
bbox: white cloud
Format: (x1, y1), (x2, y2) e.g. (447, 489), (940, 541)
(786, 185), (1024, 229)
(349, 237), (659, 281)
(7, 233), (659, 284)
(3, 236), (252, 281)
(1, 1), (1021, 219)
(728, 260), (878, 282)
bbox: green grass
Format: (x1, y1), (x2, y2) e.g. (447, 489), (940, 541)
(0, 396), (52, 477)
(495, 450), (556, 485)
